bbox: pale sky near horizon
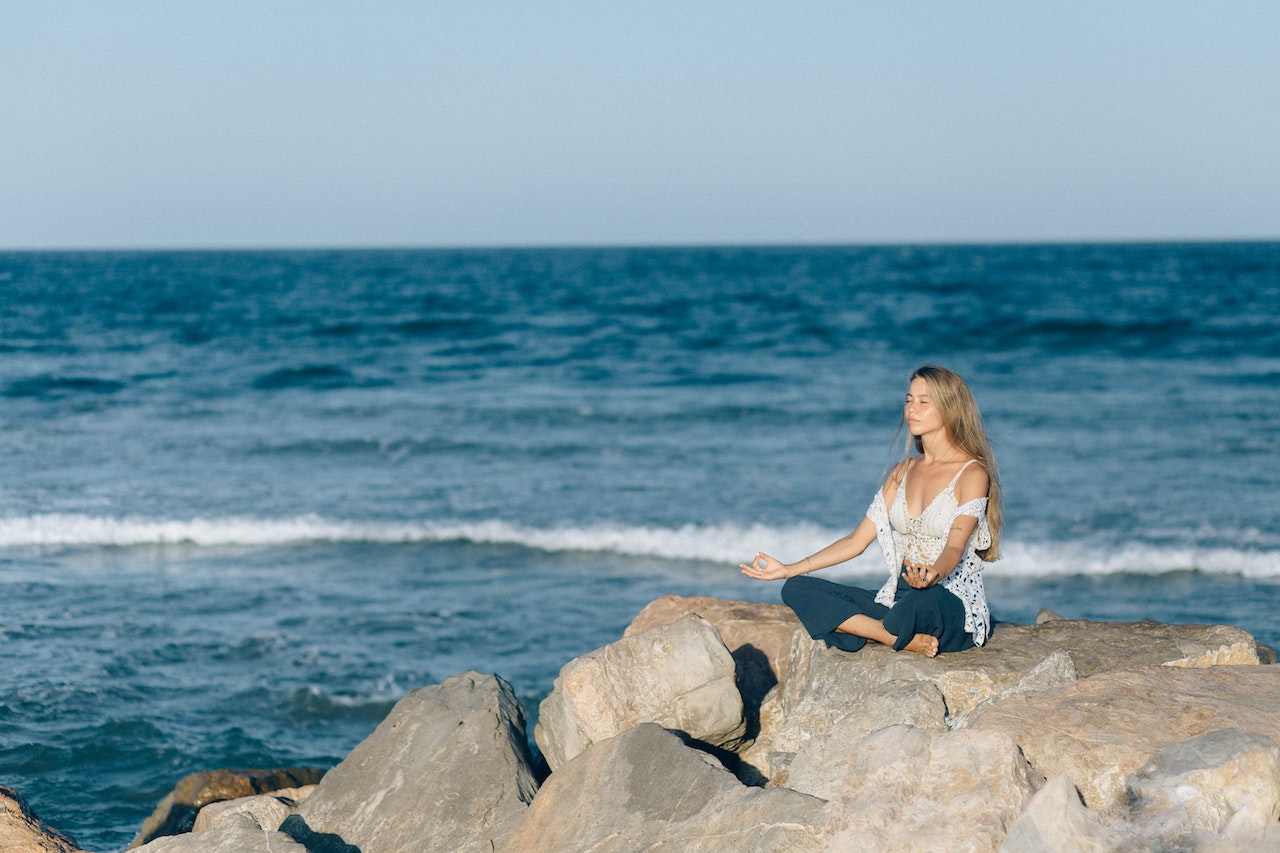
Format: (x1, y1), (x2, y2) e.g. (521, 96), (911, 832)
(3, 2), (1278, 250)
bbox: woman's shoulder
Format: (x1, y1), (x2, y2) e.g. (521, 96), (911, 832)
(954, 459), (990, 503)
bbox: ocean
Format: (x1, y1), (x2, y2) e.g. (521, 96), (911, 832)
(2, 243), (1278, 850)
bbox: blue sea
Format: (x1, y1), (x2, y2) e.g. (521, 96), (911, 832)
(2, 244), (1279, 850)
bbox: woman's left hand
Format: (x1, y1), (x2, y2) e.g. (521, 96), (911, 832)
(902, 560), (940, 589)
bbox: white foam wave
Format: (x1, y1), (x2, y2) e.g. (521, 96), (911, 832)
(1, 514), (1277, 578)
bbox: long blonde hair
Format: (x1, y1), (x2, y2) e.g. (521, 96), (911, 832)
(905, 365), (1003, 560)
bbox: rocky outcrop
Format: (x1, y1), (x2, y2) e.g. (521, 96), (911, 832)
(500, 723), (825, 852)
(536, 613), (746, 770)
(284, 671), (537, 853)
(0, 785), (83, 853)
(129, 768), (324, 848)
(12, 595), (1279, 852)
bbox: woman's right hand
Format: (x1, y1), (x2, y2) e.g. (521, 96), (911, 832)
(739, 552), (790, 581)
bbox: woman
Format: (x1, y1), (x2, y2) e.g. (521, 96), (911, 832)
(740, 365), (1002, 657)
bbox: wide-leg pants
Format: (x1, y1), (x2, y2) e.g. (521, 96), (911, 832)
(781, 574), (976, 653)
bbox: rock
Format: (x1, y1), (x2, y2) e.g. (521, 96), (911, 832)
(777, 679), (948, 797)
(817, 725), (1042, 852)
(624, 594), (805, 705)
(771, 617), (1260, 758)
(288, 671), (537, 853)
(129, 767), (324, 847)
(966, 665), (1280, 815)
(1035, 609), (1065, 624)
(134, 813), (308, 852)
(1126, 728), (1280, 841)
(998, 774), (1132, 853)
(191, 785), (315, 833)
(0, 785), (82, 853)
(499, 723), (826, 853)
(535, 613), (746, 770)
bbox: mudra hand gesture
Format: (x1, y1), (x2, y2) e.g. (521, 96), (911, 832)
(739, 552), (788, 581)
(901, 560), (939, 589)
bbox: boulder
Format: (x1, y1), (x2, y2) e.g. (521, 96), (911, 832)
(191, 785), (315, 833)
(0, 785), (82, 853)
(769, 616), (1262, 770)
(535, 613), (746, 770)
(500, 723), (826, 853)
(134, 813), (307, 853)
(998, 774), (1132, 853)
(1126, 728), (1280, 842)
(288, 671), (537, 853)
(816, 725), (1042, 852)
(966, 665), (1280, 815)
(776, 679), (948, 797)
(129, 767), (324, 847)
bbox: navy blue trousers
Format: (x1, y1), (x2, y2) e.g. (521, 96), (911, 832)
(781, 574), (975, 653)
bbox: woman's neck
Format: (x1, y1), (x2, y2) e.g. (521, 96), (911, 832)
(918, 433), (965, 464)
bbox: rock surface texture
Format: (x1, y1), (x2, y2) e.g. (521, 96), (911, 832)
(10, 595), (1280, 852)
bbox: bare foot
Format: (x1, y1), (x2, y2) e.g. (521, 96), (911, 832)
(903, 633), (939, 658)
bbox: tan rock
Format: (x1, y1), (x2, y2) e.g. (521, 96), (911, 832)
(817, 726), (1042, 853)
(967, 665), (1280, 815)
(1126, 728), (1280, 840)
(998, 774), (1133, 853)
(0, 785), (82, 853)
(535, 613), (746, 770)
(501, 723), (825, 853)
(191, 785), (315, 833)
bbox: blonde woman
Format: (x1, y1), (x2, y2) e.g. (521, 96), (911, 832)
(741, 365), (1002, 657)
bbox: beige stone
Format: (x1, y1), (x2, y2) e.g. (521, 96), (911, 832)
(967, 665), (1280, 815)
(535, 613), (745, 770)
(0, 785), (82, 853)
(998, 774), (1130, 853)
(817, 726), (1042, 853)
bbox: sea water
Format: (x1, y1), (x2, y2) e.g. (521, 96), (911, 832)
(1, 244), (1278, 850)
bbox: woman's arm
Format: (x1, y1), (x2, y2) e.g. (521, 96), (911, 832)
(740, 515), (878, 581)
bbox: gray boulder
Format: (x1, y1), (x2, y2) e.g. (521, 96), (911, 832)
(135, 813), (307, 853)
(500, 723), (826, 853)
(287, 671), (538, 853)
(536, 613), (746, 770)
(998, 774), (1136, 853)
(191, 785), (315, 833)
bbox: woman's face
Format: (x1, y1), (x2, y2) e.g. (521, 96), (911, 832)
(905, 376), (945, 439)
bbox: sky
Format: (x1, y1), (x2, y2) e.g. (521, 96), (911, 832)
(2, 2), (1278, 250)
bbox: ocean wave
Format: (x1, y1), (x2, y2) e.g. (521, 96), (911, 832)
(1, 514), (1277, 578)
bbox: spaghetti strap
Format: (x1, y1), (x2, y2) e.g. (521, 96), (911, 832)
(946, 459), (980, 491)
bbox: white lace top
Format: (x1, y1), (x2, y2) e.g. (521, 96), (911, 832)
(867, 459), (992, 646)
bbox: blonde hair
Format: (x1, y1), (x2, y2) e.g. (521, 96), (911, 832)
(905, 365), (1003, 560)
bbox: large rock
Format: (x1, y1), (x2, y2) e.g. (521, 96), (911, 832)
(135, 813), (308, 853)
(1125, 727), (1280, 844)
(624, 595), (805, 704)
(777, 679), (948, 797)
(500, 723), (826, 853)
(535, 613), (746, 770)
(998, 774), (1132, 853)
(816, 725), (1042, 852)
(129, 768), (324, 847)
(0, 785), (82, 853)
(767, 616), (1262, 771)
(287, 671), (537, 853)
(191, 785), (315, 833)
(966, 665), (1280, 815)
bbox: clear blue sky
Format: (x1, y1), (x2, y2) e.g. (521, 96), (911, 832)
(3, 2), (1278, 249)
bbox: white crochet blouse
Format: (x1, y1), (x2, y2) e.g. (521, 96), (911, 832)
(866, 459), (992, 646)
